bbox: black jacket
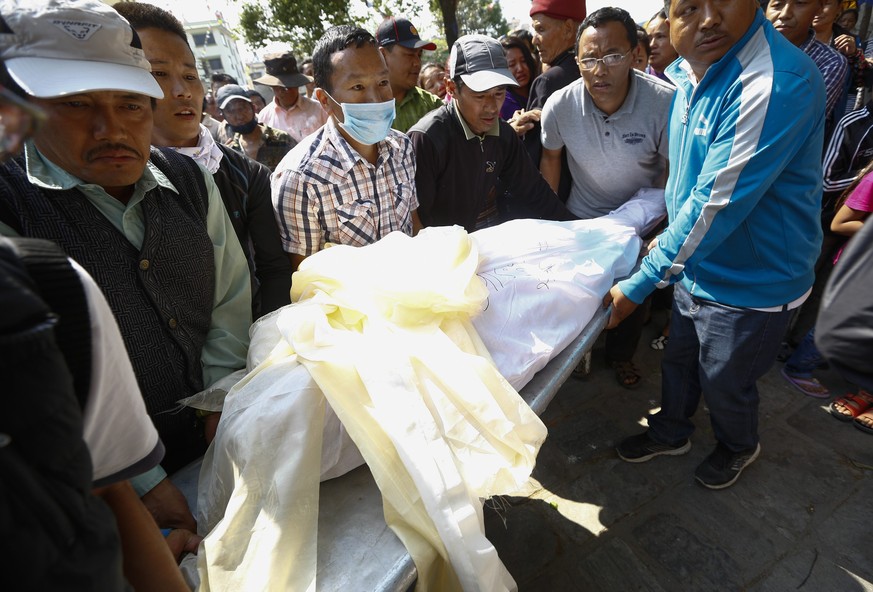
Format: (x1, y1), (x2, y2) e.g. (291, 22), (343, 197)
(523, 49), (581, 201)
(409, 102), (572, 231)
(214, 145), (291, 318)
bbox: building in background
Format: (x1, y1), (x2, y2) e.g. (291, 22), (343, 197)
(104, 1), (252, 90)
(185, 15), (250, 87)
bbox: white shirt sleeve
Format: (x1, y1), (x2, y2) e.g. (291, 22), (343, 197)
(72, 259), (161, 483)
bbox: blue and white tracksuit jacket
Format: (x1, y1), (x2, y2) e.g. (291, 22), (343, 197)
(619, 11), (825, 309)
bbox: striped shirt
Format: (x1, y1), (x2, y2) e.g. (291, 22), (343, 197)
(272, 118), (418, 257)
(799, 32), (849, 120)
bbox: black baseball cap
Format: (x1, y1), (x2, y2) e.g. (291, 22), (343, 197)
(376, 18), (436, 51)
(449, 35), (517, 93)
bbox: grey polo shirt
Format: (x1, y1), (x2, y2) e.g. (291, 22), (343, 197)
(541, 70), (675, 219)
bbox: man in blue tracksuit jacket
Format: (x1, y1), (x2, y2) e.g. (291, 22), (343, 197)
(606, 2), (825, 489)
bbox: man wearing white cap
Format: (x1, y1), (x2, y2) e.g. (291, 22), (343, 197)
(0, 0), (251, 534)
(114, 0), (292, 321)
(409, 34), (572, 232)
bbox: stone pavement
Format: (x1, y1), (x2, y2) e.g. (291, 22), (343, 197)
(483, 310), (873, 591)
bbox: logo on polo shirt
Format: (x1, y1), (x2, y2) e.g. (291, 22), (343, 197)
(622, 132), (645, 145)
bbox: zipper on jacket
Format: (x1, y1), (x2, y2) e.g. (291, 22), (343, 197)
(674, 94), (691, 213)
(681, 83), (697, 126)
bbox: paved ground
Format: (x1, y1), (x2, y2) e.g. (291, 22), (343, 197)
(483, 310), (873, 591)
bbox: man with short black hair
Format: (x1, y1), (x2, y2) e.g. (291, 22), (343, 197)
(609, 0), (825, 489)
(208, 72), (236, 122)
(115, 0), (293, 319)
(255, 51), (328, 142)
(541, 6), (674, 389)
(409, 34), (572, 231)
(645, 9), (678, 82)
(376, 16), (443, 132)
(272, 25), (421, 272)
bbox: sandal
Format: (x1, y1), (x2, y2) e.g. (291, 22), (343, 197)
(853, 409), (873, 434)
(650, 335), (669, 350)
(829, 390), (873, 422)
(612, 360), (642, 390)
(780, 368), (830, 399)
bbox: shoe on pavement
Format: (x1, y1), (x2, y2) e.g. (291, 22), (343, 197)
(616, 432), (691, 463)
(694, 442), (761, 490)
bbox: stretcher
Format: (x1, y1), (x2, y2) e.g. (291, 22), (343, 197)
(171, 189), (665, 590)
(170, 302), (610, 592)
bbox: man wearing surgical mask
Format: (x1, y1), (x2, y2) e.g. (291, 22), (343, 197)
(272, 25), (422, 272)
(217, 84), (296, 172)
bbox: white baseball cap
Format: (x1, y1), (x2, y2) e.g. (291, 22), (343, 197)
(0, 0), (163, 99)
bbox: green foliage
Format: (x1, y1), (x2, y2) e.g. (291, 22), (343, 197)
(237, 0), (351, 55)
(370, 0), (425, 21)
(236, 0), (506, 55)
(456, 0), (508, 39)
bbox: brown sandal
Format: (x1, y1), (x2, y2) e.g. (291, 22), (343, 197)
(612, 360), (642, 390)
(830, 390), (873, 422)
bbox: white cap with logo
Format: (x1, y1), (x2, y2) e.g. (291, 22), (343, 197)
(0, 0), (163, 99)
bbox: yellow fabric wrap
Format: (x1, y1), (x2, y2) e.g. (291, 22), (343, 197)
(285, 226), (547, 591)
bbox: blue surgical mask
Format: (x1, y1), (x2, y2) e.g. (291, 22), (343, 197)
(326, 93), (396, 145)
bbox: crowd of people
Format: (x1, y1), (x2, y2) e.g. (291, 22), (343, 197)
(1, 0), (872, 587)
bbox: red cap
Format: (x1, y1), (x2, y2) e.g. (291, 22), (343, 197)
(529, 0), (586, 21)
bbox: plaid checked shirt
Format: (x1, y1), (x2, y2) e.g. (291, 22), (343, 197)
(799, 32), (849, 121)
(272, 118), (419, 256)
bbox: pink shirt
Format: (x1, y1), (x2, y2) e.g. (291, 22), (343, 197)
(833, 173), (873, 263)
(257, 94), (328, 143)
(845, 173), (873, 213)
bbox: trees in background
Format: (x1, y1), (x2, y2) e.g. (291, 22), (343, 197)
(237, 0), (508, 55)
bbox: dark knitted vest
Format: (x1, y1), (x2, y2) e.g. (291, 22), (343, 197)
(0, 148), (214, 472)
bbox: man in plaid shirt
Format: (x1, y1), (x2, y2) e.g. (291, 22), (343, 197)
(271, 25), (422, 272)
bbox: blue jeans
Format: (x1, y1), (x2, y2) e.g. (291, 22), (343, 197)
(783, 328), (824, 377)
(647, 285), (792, 452)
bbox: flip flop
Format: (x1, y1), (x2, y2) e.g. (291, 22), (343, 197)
(780, 368), (830, 399)
(650, 335), (669, 350)
(829, 390), (873, 422)
(853, 410), (873, 434)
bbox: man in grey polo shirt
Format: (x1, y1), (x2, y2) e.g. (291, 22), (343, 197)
(541, 7), (674, 388)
